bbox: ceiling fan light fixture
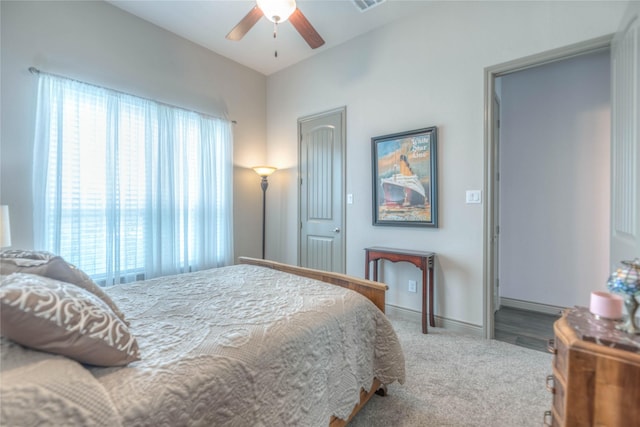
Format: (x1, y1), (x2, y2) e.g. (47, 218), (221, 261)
(257, 0), (296, 23)
(226, 0), (324, 49)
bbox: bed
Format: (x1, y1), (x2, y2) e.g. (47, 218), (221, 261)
(0, 253), (405, 426)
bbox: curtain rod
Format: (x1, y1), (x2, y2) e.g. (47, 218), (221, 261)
(28, 67), (237, 125)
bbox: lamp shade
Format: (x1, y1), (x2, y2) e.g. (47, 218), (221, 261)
(256, 0), (296, 23)
(252, 166), (277, 177)
(0, 205), (11, 248)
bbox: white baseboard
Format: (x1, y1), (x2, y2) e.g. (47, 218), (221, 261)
(385, 304), (484, 337)
(500, 297), (566, 316)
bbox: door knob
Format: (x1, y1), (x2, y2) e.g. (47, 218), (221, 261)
(333, 227), (341, 233)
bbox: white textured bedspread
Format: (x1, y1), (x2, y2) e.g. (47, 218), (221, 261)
(91, 264), (405, 426)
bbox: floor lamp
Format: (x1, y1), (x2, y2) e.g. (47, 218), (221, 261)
(252, 166), (277, 259)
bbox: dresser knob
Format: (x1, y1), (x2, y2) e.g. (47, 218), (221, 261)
(546, 375), (556, 394)
(547, 338), (557, 354)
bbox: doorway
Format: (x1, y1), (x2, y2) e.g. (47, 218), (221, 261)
(484, 36), (613, 339)
(298, 107), (346, 273)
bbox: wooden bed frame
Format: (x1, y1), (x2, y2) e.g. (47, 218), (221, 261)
(238, 257), (388, 313)
(238, 257), (389, 426)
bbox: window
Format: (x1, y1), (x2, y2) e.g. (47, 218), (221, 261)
(33, 73), (233, 284)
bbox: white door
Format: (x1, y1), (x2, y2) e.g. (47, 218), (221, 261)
(610, 2), (640, 266)
(298, 108), (346, 273)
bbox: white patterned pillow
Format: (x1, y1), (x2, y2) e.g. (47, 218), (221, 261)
(0, 273), (140, 366)
(0, 249), (56, 261)
(0, 337), (123, 426)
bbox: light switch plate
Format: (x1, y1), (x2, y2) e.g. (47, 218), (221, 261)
(466, 190), (482, 204)
(408, 280), (417, 293)
(347, 194), (353, 204)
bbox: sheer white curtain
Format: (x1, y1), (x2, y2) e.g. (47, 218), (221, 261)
(33, 73), (233, 284)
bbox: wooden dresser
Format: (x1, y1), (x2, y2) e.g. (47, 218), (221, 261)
(546, 307), (640, 426)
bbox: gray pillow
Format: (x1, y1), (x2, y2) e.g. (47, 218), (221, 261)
(0, 273), (140, 367)
(0, 254), (128, 325)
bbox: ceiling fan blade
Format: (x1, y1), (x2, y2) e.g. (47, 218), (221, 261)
(289, 8), (325, 49)
(226, 6), (264, 41)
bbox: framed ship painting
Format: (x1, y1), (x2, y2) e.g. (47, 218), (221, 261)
(371, 126), (438, 227)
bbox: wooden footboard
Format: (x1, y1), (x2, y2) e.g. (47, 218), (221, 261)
(237, 257), (388, 313)
(329, 378), (385, 427)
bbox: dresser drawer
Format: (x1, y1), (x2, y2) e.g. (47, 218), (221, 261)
(549, 370), (566, 422)
(553, 333), (568, 377)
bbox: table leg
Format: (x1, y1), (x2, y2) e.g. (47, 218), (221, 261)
(365, 256), (370, 280)
(422, 266), (428, 334)
(373, 260), (379, 282)
(428, 262), (435, 327)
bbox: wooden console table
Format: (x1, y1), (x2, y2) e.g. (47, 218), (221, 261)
(364, 247), (435, 334)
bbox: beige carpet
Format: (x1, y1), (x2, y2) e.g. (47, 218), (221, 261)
(350, 316), (553, 426)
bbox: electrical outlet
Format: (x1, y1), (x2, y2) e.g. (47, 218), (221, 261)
(408, 280), (417, 293)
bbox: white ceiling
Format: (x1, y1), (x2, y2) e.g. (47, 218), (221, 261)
(107, 0), (433, 75)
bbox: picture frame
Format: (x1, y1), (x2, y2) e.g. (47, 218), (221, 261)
(371, 126), (438, 227)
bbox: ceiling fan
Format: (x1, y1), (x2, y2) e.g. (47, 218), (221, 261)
(226, 0), (325, 49)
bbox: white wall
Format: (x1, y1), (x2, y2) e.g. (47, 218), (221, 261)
(265, 1), (627, 328)
(499, 50), (611, 308)
(0, 1), (267, 261)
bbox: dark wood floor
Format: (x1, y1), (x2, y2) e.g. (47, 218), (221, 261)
(494, 306), (561, 353)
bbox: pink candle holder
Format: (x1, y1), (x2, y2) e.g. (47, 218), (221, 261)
(589, 291), (624, 320)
